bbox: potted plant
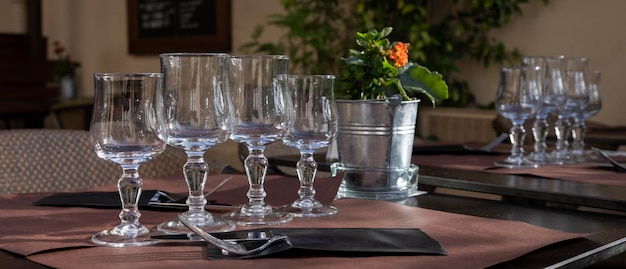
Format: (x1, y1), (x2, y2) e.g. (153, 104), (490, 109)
(52, 41), (80, 99)
(331, 27), (448, 200)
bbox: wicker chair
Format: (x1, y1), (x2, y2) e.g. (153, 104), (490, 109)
(0, 129), (187, 194)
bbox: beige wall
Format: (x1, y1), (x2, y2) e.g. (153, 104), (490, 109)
(461, 0), (626, 126)
(3, 0), (625, 126)
(39, 0), (284, 102)
(0, 0), (26, 33)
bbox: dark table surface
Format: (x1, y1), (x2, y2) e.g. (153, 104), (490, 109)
(6, 153), (626, 268)
(4, 190), (626, 269)
(410, 193), (626, 269)
(266, 153), (626, 268)
(269, 154), (626, 213)
(417, 165), (626, 212)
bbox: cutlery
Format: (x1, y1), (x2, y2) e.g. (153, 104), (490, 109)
(205, 176), (233, 198)
(147, 202), (239, 212)
(479, 133), (509, 152)
(152, 231), (280, 242)
(178, 215), (291, 255)
(147, 176), (235, 210)
(592, 147), (626, 172)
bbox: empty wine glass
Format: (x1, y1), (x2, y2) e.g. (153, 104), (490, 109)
(552, 57), (589, 164)
(156, 53), (235, 234)
(222, 55), (294, 226)
(494, 66), (543, 168)
(277, 75), (338, 217)
(90, 73), (166, 247)
(570, 70), (602, 163)
(522, 56), (566, 164)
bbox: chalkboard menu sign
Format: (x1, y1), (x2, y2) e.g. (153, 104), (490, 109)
(127, 0), (231, 54)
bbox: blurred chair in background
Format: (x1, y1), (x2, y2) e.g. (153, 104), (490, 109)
(0, 129), (188, 194)
(47, 98), (94, 130)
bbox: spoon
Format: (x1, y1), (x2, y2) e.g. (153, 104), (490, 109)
(178, 215), (290, 255)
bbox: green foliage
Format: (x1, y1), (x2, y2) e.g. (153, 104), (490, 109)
(240, 0), (550, 107)
(239, 0), (349, 75)
(338, 27), (448, 103)
(51, 40), (80, 81)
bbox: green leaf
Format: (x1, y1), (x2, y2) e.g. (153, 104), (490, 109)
(399, 63), (449, 104)
(379, 27), (393, 39)
(356, 37), (369, 47)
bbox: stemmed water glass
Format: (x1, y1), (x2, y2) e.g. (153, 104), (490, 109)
(522, 56), (566, 164)
(90, 73), (166, 247)
(551, 57), (589, 164)
(277, 75), (338, 217)
(156, 53), (235, 233)
(494, 66), (543, 168)
(570, 70), (602, 163)
(222, 55), (294, 226)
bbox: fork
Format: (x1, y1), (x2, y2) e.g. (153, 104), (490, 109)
(178, 215), (291, 256)
(592, 147), (626, 173)
(204, 176), (233, 198)
(479, 133), (509, 152)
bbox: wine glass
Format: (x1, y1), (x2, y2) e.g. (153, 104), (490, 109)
(156, 53), (235, 234)
(551, 57), (589, 164)
(494, 66), (543, 168)
(90, 73), (166, 247)
(522, 56), (566, 164)
(570, 70), (602, 163)
(277, 75), (338, 217)
(222, 55), (294, 226)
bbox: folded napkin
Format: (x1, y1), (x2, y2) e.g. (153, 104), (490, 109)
(32, 173), (342, 210)
(32, 190), (192, 211)
(200, 228), (447, 259)
(412, 143), (500, 155)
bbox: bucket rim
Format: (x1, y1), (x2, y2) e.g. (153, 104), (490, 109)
(335, 98), (420, 104)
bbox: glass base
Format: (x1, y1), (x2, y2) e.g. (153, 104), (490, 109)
(157, 212), (235, 234)
(91, 224), (163, 247)
(528, 151), (551, 164)
(495, 157), (539, 168)
(549, 150), (575, 165)
(278, 198), (338, 217)
(332, 163), (420, 200)
(222, 205), (293, 226)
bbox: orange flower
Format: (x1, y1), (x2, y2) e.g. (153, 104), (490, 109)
(53, 41), (66, 55)
(388, 42), (409, 67)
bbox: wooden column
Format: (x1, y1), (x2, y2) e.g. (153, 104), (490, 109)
(25, 0), (43, 59)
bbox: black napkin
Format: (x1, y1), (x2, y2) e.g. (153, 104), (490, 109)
(32, 190), (191, 211)
(412, 144), (498, 155)
(203, 228), (447, 259)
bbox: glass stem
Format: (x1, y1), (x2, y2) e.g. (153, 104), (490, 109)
(554, 115), (572, 160)
(570, 119), (587, 161)
(296, 150), (318, 201)
(509, 123), (526, 160)
(242, 146), (270, 215)
(531, 117), (549, 159)
(183, 153), (208, 217)
(118, 164), (143, 229)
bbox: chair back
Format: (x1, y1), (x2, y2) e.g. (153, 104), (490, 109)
(0, 129), (187, 194)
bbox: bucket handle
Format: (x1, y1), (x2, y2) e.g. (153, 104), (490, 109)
(388, 94), (403, 107)
(330, 162), (346, 177)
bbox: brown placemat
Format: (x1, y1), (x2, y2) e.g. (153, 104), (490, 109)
(412, 154), (626, 186)
(0, 175), (586, 269)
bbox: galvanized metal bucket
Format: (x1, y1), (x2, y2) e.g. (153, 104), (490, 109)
(331, 95), (419, 200)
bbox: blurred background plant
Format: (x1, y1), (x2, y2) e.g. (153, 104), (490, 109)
(240, 0), (550, 107)
(51, 41), (80, 81)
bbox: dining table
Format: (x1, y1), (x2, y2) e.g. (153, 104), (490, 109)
(3, 143), (626, 268)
